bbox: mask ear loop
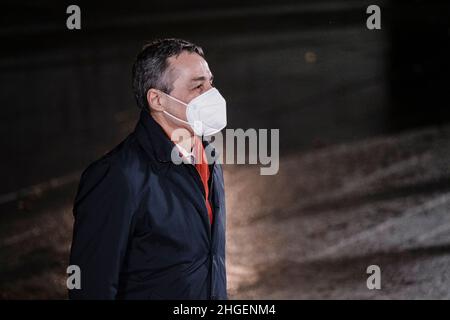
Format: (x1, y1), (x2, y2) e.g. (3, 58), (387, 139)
(153, 90), (189, 125)
(161, 91), (203, 162)
(163, 109), (191, 126)
(157, 90), (194, 127)
(160, 90), (189, 107)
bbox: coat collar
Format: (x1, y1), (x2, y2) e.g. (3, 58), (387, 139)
(134, 109), (218, 165)
(135, 109), (175, 163)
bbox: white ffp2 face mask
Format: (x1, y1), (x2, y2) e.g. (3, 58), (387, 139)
(162, 87), (227, 136)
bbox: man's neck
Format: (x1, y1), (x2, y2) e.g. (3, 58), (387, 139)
(151, 111), (194, 152)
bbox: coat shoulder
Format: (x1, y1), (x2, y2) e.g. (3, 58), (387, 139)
(75, 132), (155, 207)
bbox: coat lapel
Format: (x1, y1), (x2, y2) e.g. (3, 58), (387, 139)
(135, 110), (214, 242)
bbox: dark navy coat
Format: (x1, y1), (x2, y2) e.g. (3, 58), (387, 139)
(69, 110), (227, 300)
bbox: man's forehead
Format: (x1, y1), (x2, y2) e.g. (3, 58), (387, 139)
(167, 52), (211, 81)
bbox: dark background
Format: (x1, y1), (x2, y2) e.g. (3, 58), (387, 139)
(1, 0), (448, 195)
(0, 0), (449, 299)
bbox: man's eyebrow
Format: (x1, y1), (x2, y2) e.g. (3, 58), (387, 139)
(190, 75), (214, 82)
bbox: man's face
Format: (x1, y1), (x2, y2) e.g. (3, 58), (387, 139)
(161, 51), (214, 131)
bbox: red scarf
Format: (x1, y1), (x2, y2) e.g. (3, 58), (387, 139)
(192, 137), (213, 225)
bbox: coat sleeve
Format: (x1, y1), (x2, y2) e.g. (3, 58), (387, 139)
(68, 159), (136, 300)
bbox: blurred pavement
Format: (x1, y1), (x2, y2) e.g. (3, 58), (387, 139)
(2, 124), (450, 299)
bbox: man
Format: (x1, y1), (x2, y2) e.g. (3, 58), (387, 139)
(69, 38), (228, 300)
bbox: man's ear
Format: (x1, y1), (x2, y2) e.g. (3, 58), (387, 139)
(146, 88), (165, 112)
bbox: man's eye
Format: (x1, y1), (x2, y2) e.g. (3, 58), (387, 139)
(195, 84), (202, 89)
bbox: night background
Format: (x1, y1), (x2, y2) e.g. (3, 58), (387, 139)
(0, 0), (449, 299)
